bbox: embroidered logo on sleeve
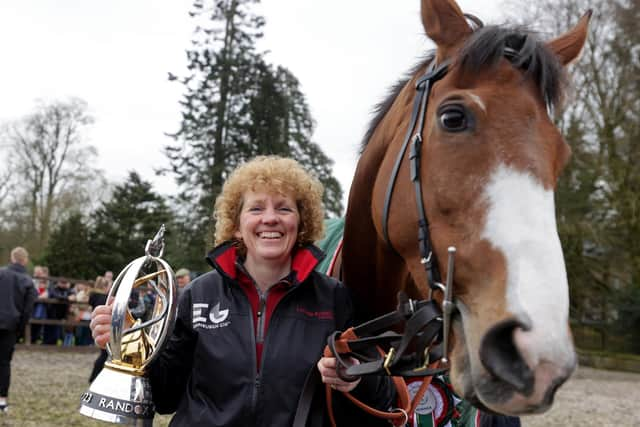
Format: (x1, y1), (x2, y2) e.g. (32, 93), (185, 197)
(193, 302), (230, 329)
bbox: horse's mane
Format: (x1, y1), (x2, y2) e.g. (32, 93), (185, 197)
(360, 58), (432, 152)
(361, 21), (567, 153)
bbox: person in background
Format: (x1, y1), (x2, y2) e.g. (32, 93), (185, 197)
(30, 266), (49, 343)
(88, 276), (110, 383)
(70, 282), (92, 345)
(44, 278), (73, 345)
(90, 156), (395, 426)
(141, 285), (157, 321)
(103, 271), (113, 289)
(0, 247), (37, 413)
(174, 268), (190, 299)
(127, 289), (146, 320)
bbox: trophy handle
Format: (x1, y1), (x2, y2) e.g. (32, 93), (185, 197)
(108, 257), (145, 362)
(108, 256), (177, 366)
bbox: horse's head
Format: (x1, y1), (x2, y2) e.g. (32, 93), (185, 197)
(352, 0), (591, 416)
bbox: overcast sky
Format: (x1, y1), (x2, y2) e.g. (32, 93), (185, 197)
(0, 0), (506, 210)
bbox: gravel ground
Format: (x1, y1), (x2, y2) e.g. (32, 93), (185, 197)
(5, 348), (640, 426)
(521, 366), (640, 427)
(5, 348), (171, 427)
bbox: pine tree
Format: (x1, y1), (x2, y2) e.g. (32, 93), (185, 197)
(247, 63), (344, 216)
(89, 172), (173, 276)
(165, 0), (264, 250)
(164, 0), (343, 268)
(43, 213), (92, 279)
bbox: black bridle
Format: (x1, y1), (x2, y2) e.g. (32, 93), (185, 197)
(379, 59), (458, 364)
(381, 59), (450, 292)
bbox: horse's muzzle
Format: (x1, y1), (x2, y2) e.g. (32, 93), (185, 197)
(476, 317), (576, 414)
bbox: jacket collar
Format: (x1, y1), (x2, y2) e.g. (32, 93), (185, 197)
(206, 241), (325, 285)
(7, 263), (28, 275)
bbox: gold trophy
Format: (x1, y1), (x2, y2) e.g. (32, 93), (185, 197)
(79, 225), (177, 426)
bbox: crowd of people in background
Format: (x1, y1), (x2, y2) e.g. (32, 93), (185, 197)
(7, 261), (193, 349)
(27, 267), (114, 347)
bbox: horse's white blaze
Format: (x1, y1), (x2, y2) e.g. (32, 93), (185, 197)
(481, 164), (573, 365)
(468, 92), (486, 113)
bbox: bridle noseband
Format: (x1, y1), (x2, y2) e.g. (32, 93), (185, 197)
(380, 58), (457, 362)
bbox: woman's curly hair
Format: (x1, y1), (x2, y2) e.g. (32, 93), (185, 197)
(213, 156), (325, 248)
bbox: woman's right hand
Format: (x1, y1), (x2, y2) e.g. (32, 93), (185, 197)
(90, 303), (113, 349)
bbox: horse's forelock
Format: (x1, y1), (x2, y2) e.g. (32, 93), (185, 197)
(458, 26), (567, 111)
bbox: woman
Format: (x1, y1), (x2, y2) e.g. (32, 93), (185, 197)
(90, 156), (394, 426)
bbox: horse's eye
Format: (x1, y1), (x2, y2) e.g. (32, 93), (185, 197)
(438, 105), (469, 132)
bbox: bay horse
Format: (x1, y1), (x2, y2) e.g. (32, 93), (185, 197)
(340, 0), (591, 416)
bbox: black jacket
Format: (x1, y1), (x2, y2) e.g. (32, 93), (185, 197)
(0, 263), (37, 334)
(46, 282), (73, 320)
(149, 243), (395, 427)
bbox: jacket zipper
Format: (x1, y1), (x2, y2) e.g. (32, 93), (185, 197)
(238, 263), (302, 421)
(248, 275), (270, 419)
(256, 291), (267, 344)
(233, 268), (260, 423)
(252, 283), (297, 419)
(251, 372), (260, 424)
(256, 283), (298, 371)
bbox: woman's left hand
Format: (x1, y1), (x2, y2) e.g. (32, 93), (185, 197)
(317, 356), (361, 393)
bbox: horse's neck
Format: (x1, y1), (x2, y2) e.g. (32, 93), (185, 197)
(343, 128), (411, 321)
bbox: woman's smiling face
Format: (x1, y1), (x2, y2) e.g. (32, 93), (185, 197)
(235, 190), (300, 267)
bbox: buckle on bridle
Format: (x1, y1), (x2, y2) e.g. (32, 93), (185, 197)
(383, 347), (396, 376)
(413, 347), (431, 372)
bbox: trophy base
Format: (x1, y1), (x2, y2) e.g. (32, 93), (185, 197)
(79, 365), (155, 426)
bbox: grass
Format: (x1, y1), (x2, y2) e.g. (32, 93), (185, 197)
(7, 348), (172, 427)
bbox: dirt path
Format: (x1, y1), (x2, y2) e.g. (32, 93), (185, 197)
(7, 349), (640, 426)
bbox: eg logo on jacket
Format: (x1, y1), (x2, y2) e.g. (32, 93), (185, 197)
(193, 302), (230, 329)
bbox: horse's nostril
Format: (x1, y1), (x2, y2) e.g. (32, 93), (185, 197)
(479, 318), (534, 395)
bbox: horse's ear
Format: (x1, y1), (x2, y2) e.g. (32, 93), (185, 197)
(546, 10), (592, 66)
(421, 0), (473, 49)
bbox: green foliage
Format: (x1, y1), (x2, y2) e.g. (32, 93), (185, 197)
(42, 213), (92, 279)
(89, 172), (173, 277)
(558, 0), (640, 322)
(163, 218), (211, 275)
(164, 0), (343, 268)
